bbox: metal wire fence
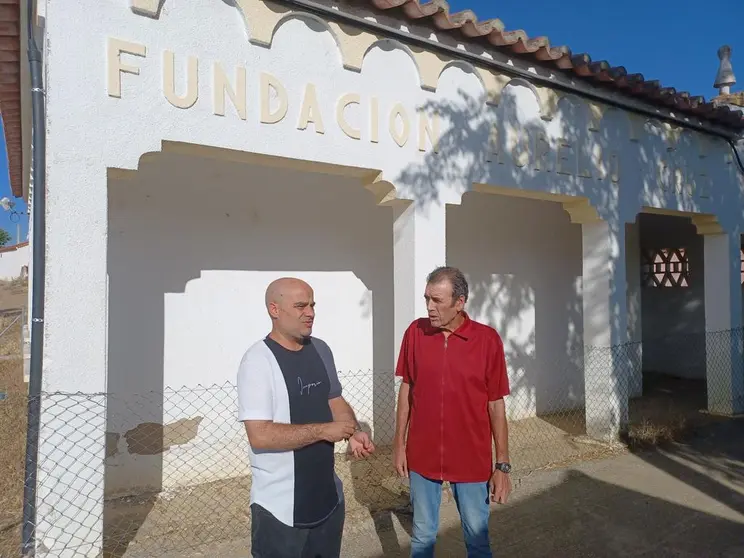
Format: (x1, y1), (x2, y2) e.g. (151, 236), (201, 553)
(1, 328), (742, 557)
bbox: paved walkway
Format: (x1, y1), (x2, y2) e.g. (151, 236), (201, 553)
(142, 419), (744, 557)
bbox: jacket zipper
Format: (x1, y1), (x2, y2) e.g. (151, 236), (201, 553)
(441, 335), (447, 480)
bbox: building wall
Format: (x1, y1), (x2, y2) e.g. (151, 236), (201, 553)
(36, 1), (744, 553)
(105, 152), (395, 495)
(447, 193), (584, 419)
(0, 242), (28, 281)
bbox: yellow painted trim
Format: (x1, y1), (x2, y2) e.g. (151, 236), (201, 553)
(239, 0), (293, 47)
(108, 140), (400, 206)
(131, 0), (161, 17)
(691, 214), (725, 235)
(472, 183), (602, 224)
(534, 86), (560, 122)
(107, 168), (139, 182)
(472, 183), (576, 202)
(363, 174), (398, 206)
(641, 207), (725, 235)
(561, 199), (602, 224)
(475, 68), (510, 106)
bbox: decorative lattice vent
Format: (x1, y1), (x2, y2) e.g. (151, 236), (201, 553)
(641, 248), (689, 288)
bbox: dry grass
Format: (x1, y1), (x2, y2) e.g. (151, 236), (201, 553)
(625, 416), (688, 448)
(0, 311), (23, 358)
(0, 275), (27, 557)
(0, 277), (27, 312)
(621, 372), (728, 450)
(0, 359), (26, 557)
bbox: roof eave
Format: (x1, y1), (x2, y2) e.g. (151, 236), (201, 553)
(0, 0), (23, 199)
(355, 0), (744, 133)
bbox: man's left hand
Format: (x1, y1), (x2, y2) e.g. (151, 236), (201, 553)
(348, 431), (375, 459)
(488, 470), (511, 504)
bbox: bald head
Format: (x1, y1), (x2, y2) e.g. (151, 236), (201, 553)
(265, 277), (312, 310)
(265, 277), (316, 344)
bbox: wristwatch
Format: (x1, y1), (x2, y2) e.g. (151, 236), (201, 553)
(494, 462), (512, 474)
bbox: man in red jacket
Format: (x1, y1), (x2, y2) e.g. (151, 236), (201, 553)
(393, 266), (511, 558)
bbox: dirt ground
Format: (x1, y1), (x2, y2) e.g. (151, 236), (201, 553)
(115, 417), (744, 558)
(97, 373), (726, 558)
(1, 367), (726, 557)
(0, 339), (26, 557)
(0, 277), (27, 312)
(98, 423), (625, 557)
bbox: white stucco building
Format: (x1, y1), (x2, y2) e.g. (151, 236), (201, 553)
(2, 1), (744, 556)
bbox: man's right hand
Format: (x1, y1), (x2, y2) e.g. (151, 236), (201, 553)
(320, 420), (357, 443)
(393, 443), (408, 478)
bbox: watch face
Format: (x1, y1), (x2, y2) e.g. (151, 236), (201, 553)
(497, 462), (511, 473)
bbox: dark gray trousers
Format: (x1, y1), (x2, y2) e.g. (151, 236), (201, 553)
(250, 501), (345, 558)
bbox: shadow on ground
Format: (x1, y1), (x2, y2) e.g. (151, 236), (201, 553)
(368, 418), (744, 558)
(627, 417), (744, 516)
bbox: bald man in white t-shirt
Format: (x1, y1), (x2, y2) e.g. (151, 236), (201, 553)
(237, 278), (375, 557)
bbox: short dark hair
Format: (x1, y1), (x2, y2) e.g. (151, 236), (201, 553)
(426, 266), (469, 303)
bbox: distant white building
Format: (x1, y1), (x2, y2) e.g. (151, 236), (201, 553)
(0, 241), (29, 281)
(2, 2), (744, 557)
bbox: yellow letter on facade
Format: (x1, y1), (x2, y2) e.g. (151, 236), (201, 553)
(107, 38), (147, 98)
(260, 73), (288, 124)
(336, 93), (361, 140)
(163, 50), (199, 109)
(417, 110), (439, 153)
(213, 62), (247, 120)
(298, 83), (325, 134)
(389, 103), (410, 148)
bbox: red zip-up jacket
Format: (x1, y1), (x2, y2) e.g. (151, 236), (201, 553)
(395, 313), (510, 483)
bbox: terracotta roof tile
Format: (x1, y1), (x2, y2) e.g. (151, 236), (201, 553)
(0, 239), (27, 253)
(0, 0), (22, 199)
(365, 0), (744, 130)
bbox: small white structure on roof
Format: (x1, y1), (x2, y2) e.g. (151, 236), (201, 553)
(2, 1), (744, 556)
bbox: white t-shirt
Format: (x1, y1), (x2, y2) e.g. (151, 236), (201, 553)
(237, 335), (344, 528)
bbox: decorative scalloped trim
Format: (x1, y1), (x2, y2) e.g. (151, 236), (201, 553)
(130, 0), (744, 129)
(128, 0), (724, 155)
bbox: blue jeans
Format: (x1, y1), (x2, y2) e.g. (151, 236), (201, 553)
(408, 470), (492, 558)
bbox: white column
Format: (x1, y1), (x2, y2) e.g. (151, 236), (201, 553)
(393, 201), (447, 356)
(703, 230), (744, 415)
(377, 201), (446, 446)
(625, 220), (643, 397)
(35, 164), (108, 558)
(582, 220), (630, 441)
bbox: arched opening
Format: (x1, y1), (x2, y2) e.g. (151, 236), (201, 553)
(103, 146), (396, 553)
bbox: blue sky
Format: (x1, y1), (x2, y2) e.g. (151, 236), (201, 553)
(447, 0), (744, 99)
(0, 0), (741, 244)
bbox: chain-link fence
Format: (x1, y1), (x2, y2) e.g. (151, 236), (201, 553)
(0, 307), (25, 362)
(1, 328), (742, 557)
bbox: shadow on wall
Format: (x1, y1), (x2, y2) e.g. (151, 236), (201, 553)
(391, 78), (661, 419)
(390, 74), (743, 420)
(448, 193), (584, 419)
(104, 153), (395, 505)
